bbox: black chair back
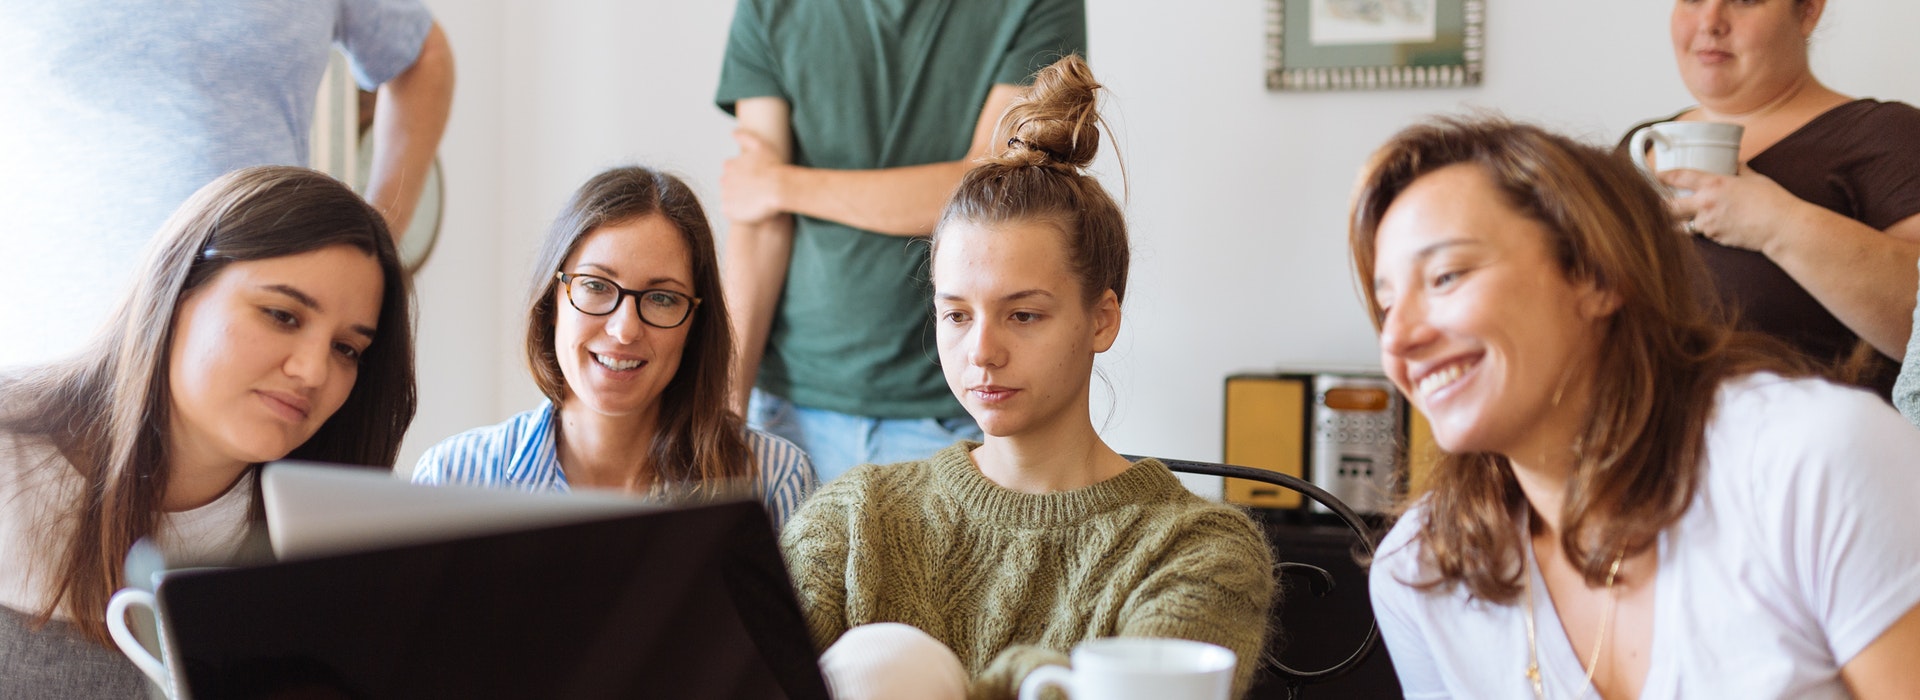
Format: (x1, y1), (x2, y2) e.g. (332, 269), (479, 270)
(1153, 458), (1383, 694)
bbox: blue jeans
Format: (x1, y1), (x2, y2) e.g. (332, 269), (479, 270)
(748, 389), (983, 483)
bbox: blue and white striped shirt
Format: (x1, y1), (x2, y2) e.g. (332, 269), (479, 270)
(411, 402), (817, 530)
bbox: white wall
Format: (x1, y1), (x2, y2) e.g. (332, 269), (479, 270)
(401, 0), (1920, 488)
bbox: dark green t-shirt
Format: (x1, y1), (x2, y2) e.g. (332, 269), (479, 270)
(716, 0), (1087, 419)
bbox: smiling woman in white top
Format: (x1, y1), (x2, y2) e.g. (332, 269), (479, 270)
(412, 167), (814, 529)
(0, 166), (416, 697)
(1352, 116), (1920, 699)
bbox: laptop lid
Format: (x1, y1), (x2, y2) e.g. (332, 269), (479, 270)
(156, 499), (831, 700)
(262, 461), (660, 560)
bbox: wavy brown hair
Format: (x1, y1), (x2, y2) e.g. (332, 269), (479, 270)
(522, 166), (752, 489)
(934, 54), (1128, 306)
(2, 166), (416, 643)
(1349, 116), (1809, 602)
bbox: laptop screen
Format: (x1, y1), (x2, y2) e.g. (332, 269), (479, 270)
(156, 501), (830, 700)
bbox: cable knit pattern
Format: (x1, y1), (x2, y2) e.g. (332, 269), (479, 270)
(781, 442), (1276, 700)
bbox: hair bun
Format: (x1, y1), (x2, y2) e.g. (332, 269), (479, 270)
(992, 54), (1102, 171)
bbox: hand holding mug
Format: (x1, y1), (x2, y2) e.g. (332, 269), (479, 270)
(1627, 121), (1743, 187)
(1659, 167), (1805, 254)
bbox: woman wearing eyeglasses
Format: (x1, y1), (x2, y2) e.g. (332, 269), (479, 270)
(413, 167), (815, 528)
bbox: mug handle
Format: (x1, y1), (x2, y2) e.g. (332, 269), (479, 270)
(1627, 126), (1666, 176)
(1018, 664), (1076, 700)
(106, 588), (171, 691)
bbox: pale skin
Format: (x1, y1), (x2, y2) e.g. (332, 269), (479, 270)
(550, 217), (698, 491)
(162, 246), (384, 511)
(720, 85), (1026, 414)
(931, 221), (1129, 494)
(1374, 165), (1655, 697)
(362, 22), (456, 239)
(1377, 164), (1920, 698)
(1663, 0), (1918, 357)
(555, 410), (658, 490)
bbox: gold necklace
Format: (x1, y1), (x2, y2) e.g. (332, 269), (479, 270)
(1523, 539), (1624, 700)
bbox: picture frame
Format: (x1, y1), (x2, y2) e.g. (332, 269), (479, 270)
(1266, 0), (1484, 91)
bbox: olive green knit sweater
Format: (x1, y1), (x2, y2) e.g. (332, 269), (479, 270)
(780, 442), (1277, 700)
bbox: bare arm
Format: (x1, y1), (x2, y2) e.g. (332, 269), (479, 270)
(1665, 169), (1920, 357)
(1841, 603), (1920, 699)
(722, 97), (796, 415)
(364, 22), (455, 239)
(723, 84), (1026, 237)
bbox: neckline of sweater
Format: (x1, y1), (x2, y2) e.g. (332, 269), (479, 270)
(931, 441), (1184, 526)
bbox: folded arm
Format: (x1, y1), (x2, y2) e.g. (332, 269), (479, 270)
(721, 97), (797, 415)
(723, 84), (1025, 237)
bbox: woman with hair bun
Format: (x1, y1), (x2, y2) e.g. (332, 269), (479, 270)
(779, 55), (1276, 700)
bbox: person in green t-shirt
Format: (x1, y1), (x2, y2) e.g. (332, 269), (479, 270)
(714, 0), (1086, 481)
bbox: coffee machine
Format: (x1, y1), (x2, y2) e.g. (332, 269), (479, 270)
(1222, 370), (1433, 515)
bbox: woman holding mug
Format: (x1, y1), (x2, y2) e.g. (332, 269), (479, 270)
(0, 166), (417, 696)
(1361, 116), (1920, 698)
(780, 55), (1274, 700)
(1624, 0), (1920, 395)
(412, 167), (815, 529)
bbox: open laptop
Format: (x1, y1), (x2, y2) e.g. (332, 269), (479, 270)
(261, 461), (665, 560)
(147, 462), (831, 699)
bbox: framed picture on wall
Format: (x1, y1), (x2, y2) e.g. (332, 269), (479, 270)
(1266, 0), (1484, 91)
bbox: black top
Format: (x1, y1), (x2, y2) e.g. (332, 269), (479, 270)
(1621, 99), (1920, 397)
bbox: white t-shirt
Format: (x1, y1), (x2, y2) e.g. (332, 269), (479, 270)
(0, 429), (254, 617)
(1371, 374), (1920, 699)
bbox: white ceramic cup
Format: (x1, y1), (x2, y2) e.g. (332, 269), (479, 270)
(1628, 121), (1744, 182)
(1017, 638), (1237, 700)
(107, 586), (189, 699)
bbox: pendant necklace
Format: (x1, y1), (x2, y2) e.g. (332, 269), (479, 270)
(1522, 524), (1624, 700)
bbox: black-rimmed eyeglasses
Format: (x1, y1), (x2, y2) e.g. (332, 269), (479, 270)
(555, 271), (701, 329)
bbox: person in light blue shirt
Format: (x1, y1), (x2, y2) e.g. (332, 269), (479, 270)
(414, 167), (814, 529)
(1899, 261), (1920, 427)
(0, 0), (453, 368)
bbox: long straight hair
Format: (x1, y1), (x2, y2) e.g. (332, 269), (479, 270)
(1348, 117), (1808, 602)
(2, 166), (416, 642)
(522, 166), (752, 489)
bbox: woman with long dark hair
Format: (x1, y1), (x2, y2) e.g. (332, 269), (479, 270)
(412, 166), (814, 528)
(0, 166), (417, 696)
(1358, 117), (1920, 698)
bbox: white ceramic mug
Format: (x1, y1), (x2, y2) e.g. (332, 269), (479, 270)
(107, 586), (189, 699)
(1017, 637), (1236, 700)
(1628, 121), (1744, 181)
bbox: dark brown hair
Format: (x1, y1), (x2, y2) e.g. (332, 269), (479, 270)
(934, 54), (1128, 306)
(2, 166), (416, 643)
(522, 166), (751, 488)
(1349, 116), (1808, 602)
